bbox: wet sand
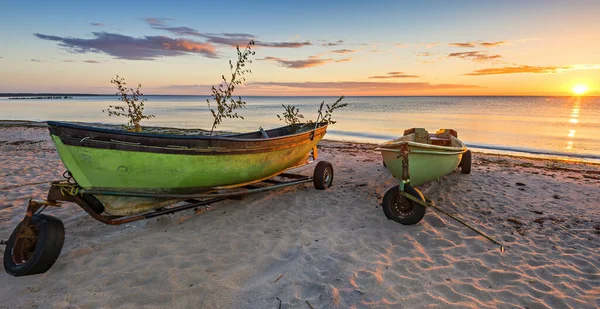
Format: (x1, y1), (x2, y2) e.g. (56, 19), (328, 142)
(1, 123), (599, 308)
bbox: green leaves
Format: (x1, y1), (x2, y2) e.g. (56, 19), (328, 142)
(103, 75), (155, 132)
(320, 96), (347, 125)
(276, 96), (347, 128)
(208, 40), (255, 135)
(277, 104), (305, 125)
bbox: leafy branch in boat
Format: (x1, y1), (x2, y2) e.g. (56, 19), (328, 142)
(103, 75), (155, 132)
(276, 96), (347, 128)
(207, 40), (255, 135)
(318, 96), (347, 124)
(277, 104), (305, 125)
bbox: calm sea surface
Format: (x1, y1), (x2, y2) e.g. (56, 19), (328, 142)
(1, 96), (599, 162)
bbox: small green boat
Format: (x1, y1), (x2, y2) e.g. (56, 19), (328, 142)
(375, 128), (471, 225)
(47, 121), (329, 215)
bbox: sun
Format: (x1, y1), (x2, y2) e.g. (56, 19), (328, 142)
(572, 84), (588, 95)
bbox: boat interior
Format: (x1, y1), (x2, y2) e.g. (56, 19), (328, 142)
(399, 128), (461, 147)
(231, 122), (325, 139)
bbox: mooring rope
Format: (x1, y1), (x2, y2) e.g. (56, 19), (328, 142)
(0, 181), (50, 191)
(399, 190), (505, 252)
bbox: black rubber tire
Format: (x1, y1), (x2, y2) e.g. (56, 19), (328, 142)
(313, 161), (334, 190)
(382, 185), (426, 225)
(460, 150), (472, 174)
(4, 214), (65, 277)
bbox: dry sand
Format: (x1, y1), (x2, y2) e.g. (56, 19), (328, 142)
(0, 123), (599, 309)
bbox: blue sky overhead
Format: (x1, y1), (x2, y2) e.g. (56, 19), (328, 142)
(1, 0), (599, 95)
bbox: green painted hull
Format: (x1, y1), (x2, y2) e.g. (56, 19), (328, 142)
(378, 143), (465, 186)
(376, 129), (467, 187)
(48, 122), (327, 193)
(51, 135), (320, 190)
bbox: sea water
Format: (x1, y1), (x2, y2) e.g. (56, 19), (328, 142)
(1, 96), (599, 163)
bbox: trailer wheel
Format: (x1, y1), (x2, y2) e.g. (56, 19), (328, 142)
(382, 185), (426, 225)
(460, 150), (472, 174)
(4, 214), (65, 277)
(313, 161), (334, 190)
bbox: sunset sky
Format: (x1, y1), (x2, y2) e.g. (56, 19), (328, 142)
(1, 0), (599, 96)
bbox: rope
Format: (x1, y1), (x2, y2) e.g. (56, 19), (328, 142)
(399, 190), (505, 252)
(51, 182), (84, 196)
(0, 181), (49, 190)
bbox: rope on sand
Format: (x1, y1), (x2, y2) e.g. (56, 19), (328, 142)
(0, 181), (49, 191)
(399, 191), (505, 252)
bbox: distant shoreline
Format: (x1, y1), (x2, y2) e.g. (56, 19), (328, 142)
(0, 93), (104, 97)
(1, 93), (598, 98)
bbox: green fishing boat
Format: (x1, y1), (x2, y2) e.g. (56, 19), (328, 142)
(4, 121), (335, 277)
(375, 128), (471, 225)
(46, 121), (330, 215)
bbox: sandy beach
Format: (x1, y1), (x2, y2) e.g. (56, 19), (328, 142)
(0, 122), (599, 309)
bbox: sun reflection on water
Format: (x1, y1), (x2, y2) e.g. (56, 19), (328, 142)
(566, 97), (581, 151)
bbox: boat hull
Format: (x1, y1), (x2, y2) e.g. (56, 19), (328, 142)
(379, 143), (465, 186)
(47, 122), (327, 216)
(376, 129), (467, 187)
(48, 122), (326, 193)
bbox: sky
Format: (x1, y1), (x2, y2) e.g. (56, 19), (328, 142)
(1, 0), (599, 96)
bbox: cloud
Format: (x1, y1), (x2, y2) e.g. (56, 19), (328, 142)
(465, 64), (600, 75)
(447, 51), (501, 62)
(395, 43), (408, 48)
(414, 43), (439, 49)
(448, 42), (477, 48)
(30, 59), (43, 62)
(62, 60), (76, 62)
(260, 56), (333, 69)
(249, 81), (479, 91)
(415, 52), (434, 57)
(90, 23), (104, 27)
(450, 41), (507, 48)
(34, 32), (218, 60)
(322, 40), (345, 46)
(84, 60), (100, 63)
(145, 20), (311, 48)
(369, 72), (420, 79)
(335, 57), (352, 63)
(480, 41), (506, 47)
(142, 17), (172, 27)
(331, 49), (354, 54)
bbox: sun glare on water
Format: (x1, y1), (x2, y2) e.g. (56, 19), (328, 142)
(572, 84), (588, 95)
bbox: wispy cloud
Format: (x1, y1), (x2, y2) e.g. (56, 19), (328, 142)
(260, 56), (333, 69)
(249, 81), (479, 91)
(62, 60), (76, 62)
(447, 51), (501, 62)
(414, 43), (439, 49)
(465, 64), (600, 75)
(90, 23), (104, 27)
(321, 40), (344, 46)
(414, 52), (434, 57)
(369, 72), (420, 79)
(480, 41), (506, 47)
(84, 60), (100, 63)
(142, 17), (173, 27)
(331, 49), (354, 54)
(335, 57), (352, 63)
(145, 20), (311, 48)
(30, 59), (43, 62)
(34, 32), (218, 60)
(448, 42), (477, 48)
(395, 43), (409, 48)
(449, 41), (507, 48)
